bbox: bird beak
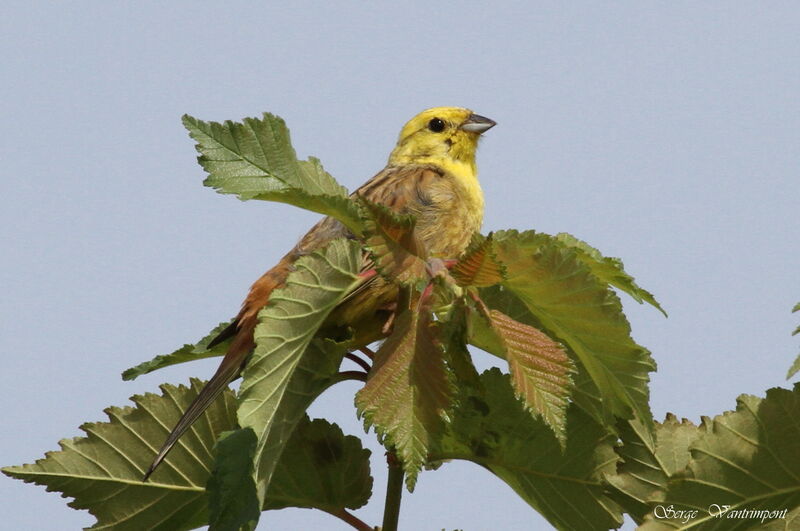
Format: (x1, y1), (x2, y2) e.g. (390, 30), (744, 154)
(460, 114), (496, 134)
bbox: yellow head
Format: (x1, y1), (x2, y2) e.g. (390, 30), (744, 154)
(388, 107), (496, 176)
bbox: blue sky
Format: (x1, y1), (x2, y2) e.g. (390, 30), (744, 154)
(2, 3), (798, 530)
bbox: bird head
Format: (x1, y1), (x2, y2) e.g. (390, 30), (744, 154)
(388, 107), (496, 173)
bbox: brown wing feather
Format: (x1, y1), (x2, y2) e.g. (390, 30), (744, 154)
(356, 164), (442, 210)
(334, 165), (444, 305)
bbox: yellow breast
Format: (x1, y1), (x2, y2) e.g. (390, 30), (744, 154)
(414, 157), (485, 258)
(419, 155), (484, 215)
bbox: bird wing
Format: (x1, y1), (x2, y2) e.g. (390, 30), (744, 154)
(144, 164), (443, 480)
(339, 164), (444, 299)
(355, 163), (442, 211)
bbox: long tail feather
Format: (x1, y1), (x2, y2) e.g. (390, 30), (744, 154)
(142, 258), (294, 481)
(142, 341), (249, 481)
(206, 319), (238, 349)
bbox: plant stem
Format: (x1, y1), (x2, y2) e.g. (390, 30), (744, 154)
(329, 508), (373, 531)
(382, 451), (404, 531)
(359, 345), (376, 359)
(337, 370), (368, 382)
(345, 352), (372, 372)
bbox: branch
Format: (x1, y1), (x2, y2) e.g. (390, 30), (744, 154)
(335, 370), (369, 383)
(382, 451), (404, 531)
(327, 508), (373, 531)
(345, 352), (372, 373)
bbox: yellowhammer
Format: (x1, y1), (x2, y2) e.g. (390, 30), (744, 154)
(145, 106), (496, 479)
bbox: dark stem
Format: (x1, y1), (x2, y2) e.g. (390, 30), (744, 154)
(382, 451), (404, 531)
(345, 352), (372, 372)
(336, 370), (368, 382)
(328, 508), (373, 531)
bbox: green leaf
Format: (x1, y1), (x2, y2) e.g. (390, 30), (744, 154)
(207, 429), (260, 531)
(122, 321), (232, 381)
(435, 369), (623, 531)
(208, 417), (372, 530)
(477, 305), (574, 444)
(465, 297), (508, 356)
(639, 384), (800, 529)
(3, 380), (375, 531)
(266, 416), (372, 512)
(2, 379), (236, 531)
(788, 356), (800, 380)
(355, 292), (451, 490)
(450, 233), (505, 288)
(788, 302), (800, 379)
(760, 512), (800, 530)
(440, 299), (483, 391)
(485, 230), (656, 431)
(236, 239), (362, 501)
(605, 415), (700, 524)
(468, 281), (607, 430)
(555, 232), (667, 316)
(183, 113), (362, 234)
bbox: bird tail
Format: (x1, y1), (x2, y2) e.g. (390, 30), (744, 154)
(142, 337), (250, 481)
(142, 257), (295, 481)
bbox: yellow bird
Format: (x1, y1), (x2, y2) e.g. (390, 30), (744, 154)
(145, 107), (495, 479)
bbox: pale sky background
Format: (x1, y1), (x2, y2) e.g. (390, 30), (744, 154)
(2, 3), (799, 530)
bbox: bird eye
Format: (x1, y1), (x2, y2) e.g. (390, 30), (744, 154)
(428, 117), (445, 133)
